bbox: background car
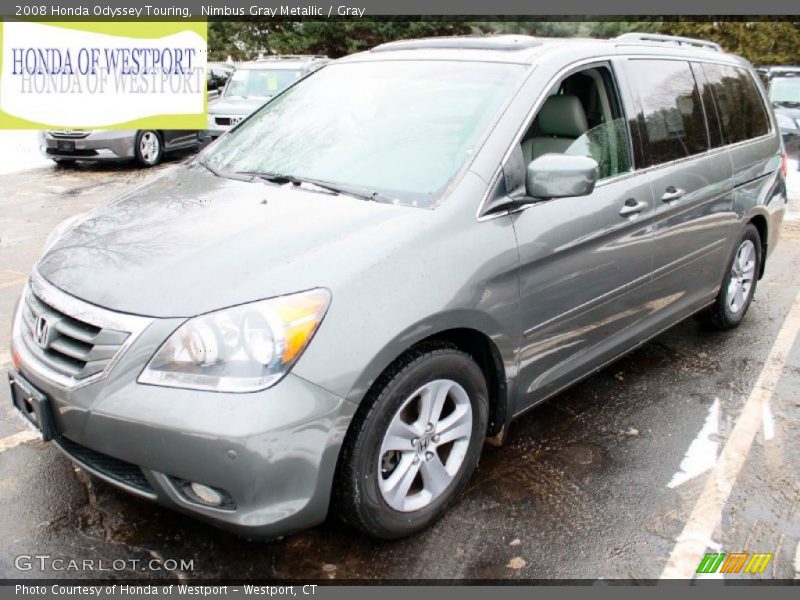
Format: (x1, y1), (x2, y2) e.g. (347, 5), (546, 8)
(759, 66), (800, 156)
(207, 62), (235, 101)
(204, 55), (328, 140)
(40, 129), (203, 167)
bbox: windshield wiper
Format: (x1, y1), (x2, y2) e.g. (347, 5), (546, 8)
(236, 171), (392, 203)
(198, 159), (255, 182)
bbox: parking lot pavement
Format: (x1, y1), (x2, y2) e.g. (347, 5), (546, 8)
(0, 159), (799, 581)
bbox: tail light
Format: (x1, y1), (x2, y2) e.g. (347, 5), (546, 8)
(781, 151), (788, 178)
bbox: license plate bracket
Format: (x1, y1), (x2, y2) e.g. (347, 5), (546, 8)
(8, 371), (56, 441)
(56, 140), (75, 152)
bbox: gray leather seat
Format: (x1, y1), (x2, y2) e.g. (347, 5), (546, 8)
(522, 95), (589, 164)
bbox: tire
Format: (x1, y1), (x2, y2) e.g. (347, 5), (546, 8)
(698, 223), (762, 330)
(333, 343), (489, 539)
(134, 130), (163, 167)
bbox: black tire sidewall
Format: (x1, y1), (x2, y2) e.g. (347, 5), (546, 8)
(347, 350), (488, 538)
(720, 224), (762, 326)
(135, 130), (162, 166)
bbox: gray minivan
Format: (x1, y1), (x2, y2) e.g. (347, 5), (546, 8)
(9, 34), (787, 540)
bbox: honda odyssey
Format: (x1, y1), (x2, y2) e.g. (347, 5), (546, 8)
(10, 34), (787, 540)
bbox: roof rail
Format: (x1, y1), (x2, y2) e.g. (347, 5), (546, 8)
(615, 32), (722, 53)
(255, 54), (328, 62)
(372, 35), (542, 53)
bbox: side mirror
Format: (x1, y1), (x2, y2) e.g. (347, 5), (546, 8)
(525, 154), (599, 199)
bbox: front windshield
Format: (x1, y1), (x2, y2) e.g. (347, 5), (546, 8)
(204, 60), (525, 207)
(769, 77), (800, 104)
(224, 68), (303, 98)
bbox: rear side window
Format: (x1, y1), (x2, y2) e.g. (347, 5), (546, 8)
(627, 60), (709, 166)
(701, 63), (770, 144)
(691, 63), (724, 149)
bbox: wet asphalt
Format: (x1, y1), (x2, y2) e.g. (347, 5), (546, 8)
(0, 154), (799, 582)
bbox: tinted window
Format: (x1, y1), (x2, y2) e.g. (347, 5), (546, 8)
(627, 60), (709, 166)
(702, 64), (770, 144)
(692, 63), (724, 149)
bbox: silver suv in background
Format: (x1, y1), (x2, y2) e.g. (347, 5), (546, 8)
(11, 34), (786, 541)
(205, 55), (329, 139)
(759, 66), (800, 156)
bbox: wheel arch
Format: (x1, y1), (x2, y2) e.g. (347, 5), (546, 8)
(345, 317), (514, 442)
(747, 212), (769, 279)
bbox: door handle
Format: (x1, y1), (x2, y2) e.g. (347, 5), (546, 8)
(661, 186), (685, 202)
(619, 198), (648, 217)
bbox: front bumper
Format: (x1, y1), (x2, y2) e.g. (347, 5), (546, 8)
(40, 130), (136, 161)
(203, 127), (229, 140)
(11, 287), (356, 539)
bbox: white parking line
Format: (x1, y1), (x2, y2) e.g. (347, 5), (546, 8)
(667, 398), (720, 489)
(0, 429), (40, 453)
(661, 289), (800, 579)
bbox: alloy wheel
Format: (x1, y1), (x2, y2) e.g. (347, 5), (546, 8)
(727, 239), (756, 314)
(139, 132), (161, 165)
(378, 379), (473, 512)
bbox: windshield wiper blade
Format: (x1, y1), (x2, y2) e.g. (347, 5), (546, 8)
(237, 171), (391, 203)
(198, 159), (255, 182)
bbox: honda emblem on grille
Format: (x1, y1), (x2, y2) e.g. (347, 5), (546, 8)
(33, 315), (51, 349)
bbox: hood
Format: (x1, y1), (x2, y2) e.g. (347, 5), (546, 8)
(37, 163), (428, 318)
(208, 97), (270, 116)
(773, 103), (800, 115)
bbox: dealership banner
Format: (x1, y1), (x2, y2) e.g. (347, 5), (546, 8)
(0, 20), (207, 129)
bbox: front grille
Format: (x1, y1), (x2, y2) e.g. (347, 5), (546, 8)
(48, 130), (91, 139)
(19, 287), (130, 381)
(213, 116), (242, 127)
(56, 436), (154, 494)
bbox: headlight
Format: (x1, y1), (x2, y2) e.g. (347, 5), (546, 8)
(776, 113), (798, 130)
(138, 289), (331, 392)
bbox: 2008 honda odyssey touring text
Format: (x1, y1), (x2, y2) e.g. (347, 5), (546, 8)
(9, 34), (787, 540)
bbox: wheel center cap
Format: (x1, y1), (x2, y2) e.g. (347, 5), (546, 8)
(418, 435), (431, 451)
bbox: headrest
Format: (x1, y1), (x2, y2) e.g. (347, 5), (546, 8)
(537, 95), (589, 138)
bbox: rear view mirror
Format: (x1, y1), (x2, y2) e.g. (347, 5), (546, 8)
(525, 154), (599, 199)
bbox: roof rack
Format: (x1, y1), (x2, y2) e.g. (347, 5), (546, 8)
(255, 55), (328, 62)
(759, 65), (800, 73)
(615, 32), (722, 53)
(372, 35), (542, 53)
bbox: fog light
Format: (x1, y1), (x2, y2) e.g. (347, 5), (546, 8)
(190, 482), (223, 506)
(171, 477), (236, 510)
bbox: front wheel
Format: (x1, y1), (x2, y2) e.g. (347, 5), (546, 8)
(135, 130), (163, 167)
(334, 344), (488, 539)
(699, 223), (762, 330)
